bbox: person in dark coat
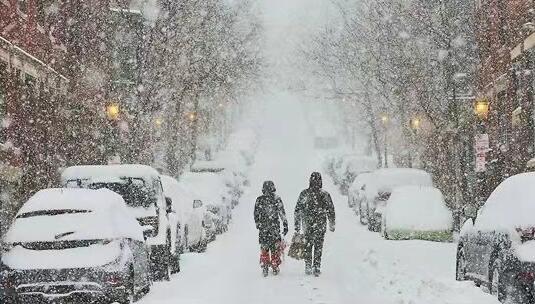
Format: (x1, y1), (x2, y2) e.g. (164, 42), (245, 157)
(294, 172), (336, 276)
(254, 181), (288, 276)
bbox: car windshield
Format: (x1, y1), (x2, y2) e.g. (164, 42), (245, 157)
(13, 239), (112, 250)
(16, 209), (91, 219)
(89, 179), (155, 208)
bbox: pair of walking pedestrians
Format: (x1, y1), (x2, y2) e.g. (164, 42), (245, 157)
(253, 172), (336, 277)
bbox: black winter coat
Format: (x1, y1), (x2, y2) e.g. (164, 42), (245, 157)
(254, 193), (288, 245)
(294, 188), (335, 236)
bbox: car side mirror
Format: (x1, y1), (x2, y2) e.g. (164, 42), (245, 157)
(143, 226), (154, 240)
(165, 197), (174, 214)
(193, 200), (203, 209)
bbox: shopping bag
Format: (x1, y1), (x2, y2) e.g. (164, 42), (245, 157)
(288, 233), (305, 260)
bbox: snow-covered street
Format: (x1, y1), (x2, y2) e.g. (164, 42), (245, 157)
(138, 93), (498, 304)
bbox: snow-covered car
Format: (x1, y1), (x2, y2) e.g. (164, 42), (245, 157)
(160, 175), (207, 253)
(382, 186), (453, 241)
(362, 168), (433, 232)
(348, 172), (373, 210)
(206, 204), (231, 234)
(191, 159), (246, 208)
(1, 188), (151, 304)
(61, 164), (179, 280)
(180, 170), (233, 221)
(334, 155), (376, 195)
(456, 173), (535, 303)
(202, 210), (218, 242)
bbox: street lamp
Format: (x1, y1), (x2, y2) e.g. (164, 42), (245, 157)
(154, 117), (163, 127)
(187, 112), (197, 122)
(474, 99), (489, 119)
(106, 103), (120, 121)
(410, 117), (421, 131)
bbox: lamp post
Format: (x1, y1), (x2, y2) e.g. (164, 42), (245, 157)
(106, 103), (120, 121)
(408, 117), (421, 168)
(474, 98), (490, 207)
(381, 114), (389, 168)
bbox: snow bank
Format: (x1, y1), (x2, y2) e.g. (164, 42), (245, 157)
(475, 173), (535, 231)
(365, 168), (433, 200)
(4, 188), (143, 244)
(385, 186), (452, 232)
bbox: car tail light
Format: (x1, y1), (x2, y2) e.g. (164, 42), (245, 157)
(516, 227), (535, 242)
(517, 271), (535, 283)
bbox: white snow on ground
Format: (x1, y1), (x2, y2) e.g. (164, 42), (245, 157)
(138, 92), (498, 304)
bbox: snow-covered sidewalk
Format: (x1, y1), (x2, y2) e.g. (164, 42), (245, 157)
(138, 93), (498, 304)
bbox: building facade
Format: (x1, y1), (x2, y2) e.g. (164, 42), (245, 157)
(475, 0), (535, 198)
(0, 0), (69, 233)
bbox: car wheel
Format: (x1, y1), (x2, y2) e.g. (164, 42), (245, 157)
(455, 247), (467, 281)
(490, 259), (506, 302)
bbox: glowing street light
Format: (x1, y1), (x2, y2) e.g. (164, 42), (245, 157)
(106, 103), (120, 121)
(380, 114), (389, 124)
(410, 117), (421, 130)
(154, 117), (163, 127)
(474, 99), (489, 119)
(187, 112), (197, 122)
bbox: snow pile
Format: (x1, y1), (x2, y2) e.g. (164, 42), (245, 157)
(384, 186), (452, 232)
(365, 168), (433, 200)
(3, 188), (143, 243)
(475, 173), (535, 231)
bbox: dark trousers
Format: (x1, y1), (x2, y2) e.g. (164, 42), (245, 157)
(304, 232), (325, 270)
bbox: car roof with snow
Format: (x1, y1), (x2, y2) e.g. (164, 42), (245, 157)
(365, 168), (433, 198)
(179, 171), (228, 205)
(385, 186), (452, 231)
(476, 173), (535, 231)
(4, 188), (143, 243)
(61, 164), (160, 184)
(16, 188), (125, 214)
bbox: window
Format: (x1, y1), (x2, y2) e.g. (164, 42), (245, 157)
(18, 0), (27, 15)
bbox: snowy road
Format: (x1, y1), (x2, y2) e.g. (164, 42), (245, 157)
(139, 94), (498, 304)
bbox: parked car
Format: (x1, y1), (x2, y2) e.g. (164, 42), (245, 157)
(334, 155), (376, 195)
(456, 173), (535, 303)
(206, 204), (231, 234)
(382, 186), (453, 241)
(180, 170), (233, 221)
(191, 160), (245, 209)
(61, 164), (179, 280)
(1, 188), (151, 304)
(348, 172), (373, 210)
(362, 168), (433, 232)
(160, 175), (207, 253)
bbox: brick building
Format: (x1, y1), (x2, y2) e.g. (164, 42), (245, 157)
(475, 0), (535, 197)
(0, 0), (69, 233)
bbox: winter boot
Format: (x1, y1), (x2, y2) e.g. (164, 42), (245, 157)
(313, 268), (321, 277)
(272, 266), (280, 276)
(262, 265), (269, 277)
